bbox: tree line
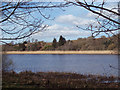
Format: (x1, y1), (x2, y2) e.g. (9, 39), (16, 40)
(51, 35), (118, 51)
(2, 34), (118, 51)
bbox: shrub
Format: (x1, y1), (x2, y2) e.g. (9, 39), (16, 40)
(2, 55), (14, 72)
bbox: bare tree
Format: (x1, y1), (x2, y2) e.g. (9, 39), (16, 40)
(66, 0), (120, 37)
(2, 54), (14, 72)
(0, 1), (70, 43)
(0, 0), (120, 42)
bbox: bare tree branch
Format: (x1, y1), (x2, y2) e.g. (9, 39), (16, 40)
(66, 0), (120, 37)
(1, 0), (120, 42)
(0, 1), (71, 41)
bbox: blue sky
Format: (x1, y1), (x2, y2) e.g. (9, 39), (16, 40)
(1, 1), (119, 43)
(30, 2), (118, 42)
(31, 5), (95, 42)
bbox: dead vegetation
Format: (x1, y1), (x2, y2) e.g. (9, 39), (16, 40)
(2, 71), (119, 88)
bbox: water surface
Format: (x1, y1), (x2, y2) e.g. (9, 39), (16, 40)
(7, 54), (118, 76)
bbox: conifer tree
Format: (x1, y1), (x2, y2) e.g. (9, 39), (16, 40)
(52, 38), (57, 48)
(58, 35), (66, 46)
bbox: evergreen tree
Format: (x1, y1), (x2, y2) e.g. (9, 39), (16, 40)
(58, 35), (66, 46)
(19, 43), (26, 51)
(52, 38), (57, 48)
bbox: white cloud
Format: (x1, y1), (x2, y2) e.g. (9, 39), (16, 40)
(47, 24), (69, 30)
(32, 24), (91, 42)
(32, 15), (96, 42)
(35, 24), (90, 37)
(55, 14), (95, 26)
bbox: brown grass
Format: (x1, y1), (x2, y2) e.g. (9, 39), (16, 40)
(2, 50), (118, 55)
(2, 71), (119, 88)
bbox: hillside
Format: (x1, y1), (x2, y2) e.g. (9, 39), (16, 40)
(2, 34), (119, 51)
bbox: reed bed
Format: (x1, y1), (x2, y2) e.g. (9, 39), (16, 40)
(2, 50), (117, 55)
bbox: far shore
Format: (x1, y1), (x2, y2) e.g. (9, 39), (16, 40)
(1, 50), (118, 55)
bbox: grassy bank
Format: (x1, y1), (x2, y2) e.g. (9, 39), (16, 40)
(2, 50), (118, 55)
(2, 71), (119, 88)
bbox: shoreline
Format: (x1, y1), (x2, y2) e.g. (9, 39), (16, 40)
(1, 50), (118, 55)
